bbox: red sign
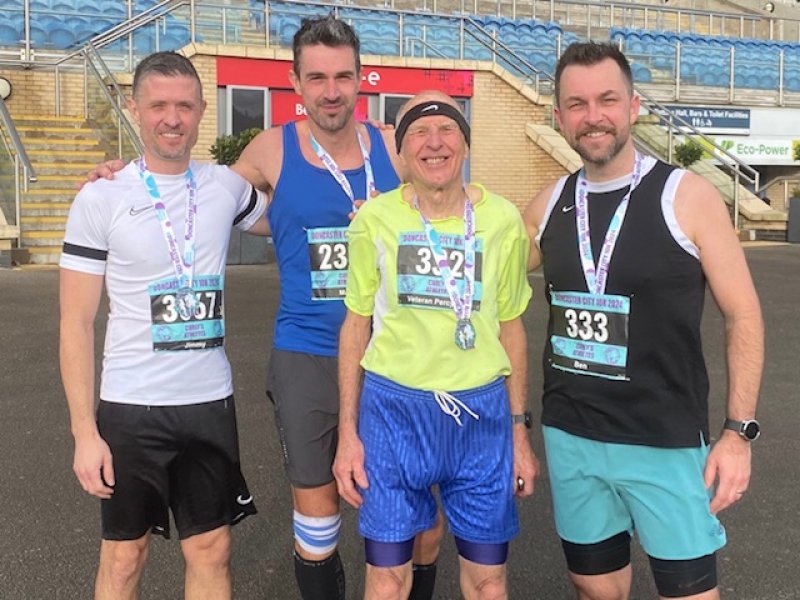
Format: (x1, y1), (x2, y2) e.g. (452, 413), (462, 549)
(270, 90), (370, 126)
(217, 57), (474, 97)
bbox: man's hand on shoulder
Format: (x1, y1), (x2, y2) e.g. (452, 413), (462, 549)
(76, 159), (126, 191)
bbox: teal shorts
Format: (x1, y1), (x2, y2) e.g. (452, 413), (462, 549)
(543, 426), (726, 560)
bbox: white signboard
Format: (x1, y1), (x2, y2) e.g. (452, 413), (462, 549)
(711, 137), (800, 165)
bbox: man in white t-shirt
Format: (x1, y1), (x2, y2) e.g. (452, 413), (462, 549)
(59, 52), (266, 600)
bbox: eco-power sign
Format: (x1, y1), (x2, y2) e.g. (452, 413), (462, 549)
(712, 137), (800, 165)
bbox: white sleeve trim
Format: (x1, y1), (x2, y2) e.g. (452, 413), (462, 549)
(534, 175), (569, 248)
(662, 169), (699, 259)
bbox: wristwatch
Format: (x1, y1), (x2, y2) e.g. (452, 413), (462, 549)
(723, 418), (761, 441)
(512, 411), (532, 429)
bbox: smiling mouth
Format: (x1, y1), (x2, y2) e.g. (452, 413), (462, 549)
(423, 156), (448, 165)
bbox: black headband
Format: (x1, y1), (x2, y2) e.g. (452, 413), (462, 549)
(395, 101), (471, 152)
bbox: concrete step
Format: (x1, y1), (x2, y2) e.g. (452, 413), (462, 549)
(20, 230), (66, 246)
(21, 201), (72, 216)
(13, 114), (85, 124)
(26, 149), (107, 159)
(25, 245), (62, 265)
(30, 162), (108, 176)
(16, 126), (96, 139)
(24, 138), (103, 149)
(24, 189), (76, 199)
(20, 215), (68, 230)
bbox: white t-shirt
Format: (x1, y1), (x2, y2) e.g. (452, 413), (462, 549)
(60, 160), (267, 406)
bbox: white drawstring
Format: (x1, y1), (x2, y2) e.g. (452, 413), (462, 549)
(432, 391), (480, 427)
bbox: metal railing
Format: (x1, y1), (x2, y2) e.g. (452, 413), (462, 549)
(0, 95), (37, 239)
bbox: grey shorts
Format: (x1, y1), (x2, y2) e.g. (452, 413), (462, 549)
(266, 349), (339, 488)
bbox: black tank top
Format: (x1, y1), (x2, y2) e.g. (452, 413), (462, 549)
(540, 160), (710, 448)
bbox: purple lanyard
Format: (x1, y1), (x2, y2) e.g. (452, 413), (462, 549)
(136, 158), (198, 294)
(309, 129), (375, 213)
(575, 152), (643, 294)
(413, 194), (476, 323)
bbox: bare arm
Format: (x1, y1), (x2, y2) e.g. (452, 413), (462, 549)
(59, 268), (114, 499)
(234, 127), (286, 237)
(675, 172), (764, 513)
(500, 317), (540, 498)
(332, 309), (372, 508)
(522, 181), (557, 271)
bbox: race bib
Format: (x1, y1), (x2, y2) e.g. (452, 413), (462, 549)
(148, 275), (224, 352)
(308, 227), (348, 301)
(549, 291), (630, 380)
(396, 231), (483, 311)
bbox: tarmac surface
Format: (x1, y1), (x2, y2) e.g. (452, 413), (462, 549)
(1, 243), (798, 599)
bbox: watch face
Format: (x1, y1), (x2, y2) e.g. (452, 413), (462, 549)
(743, 421), (760, 440)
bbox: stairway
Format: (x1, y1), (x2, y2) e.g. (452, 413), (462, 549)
(13, 115), (109, 265)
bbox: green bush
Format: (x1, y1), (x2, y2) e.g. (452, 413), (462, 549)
(209, 128), (262, 165)
(674, 140), (704, 167)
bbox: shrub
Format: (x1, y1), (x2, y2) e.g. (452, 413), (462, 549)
(674, 140), (704, 167)
(209, 128), (263, 165)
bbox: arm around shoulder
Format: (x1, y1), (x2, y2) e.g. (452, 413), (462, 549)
(523, 182), (557, 272)
(233, 127), (282, 194)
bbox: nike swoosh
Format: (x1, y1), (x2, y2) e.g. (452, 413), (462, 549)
(562, 204), (576, 213)
(236, 494), (253, 505)
(422, 104), (438, 112)
(129, 205), (153, 216)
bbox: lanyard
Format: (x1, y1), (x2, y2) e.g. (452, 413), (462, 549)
(309, 129), (375, 213)
(413, 194), (476, 323)
(136, 158), (198, 312)
(575, 152), (644, 295)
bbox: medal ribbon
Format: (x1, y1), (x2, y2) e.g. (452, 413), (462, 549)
(575, 152), (644, 294)
(413, 194), (476, 322)
(310, 129), (375, 213)
(136, 158), (198, 293)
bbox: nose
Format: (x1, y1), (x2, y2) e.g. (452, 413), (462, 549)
(425, 126), (444, 149)
(162, 104), (181, 127)
(584, 101), (603, 124)
(323, 77), (340, 100)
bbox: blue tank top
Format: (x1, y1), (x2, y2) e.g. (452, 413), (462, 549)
(268, 121), (400, 356)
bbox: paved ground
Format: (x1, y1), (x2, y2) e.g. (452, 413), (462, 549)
(1, 244), (798, 599)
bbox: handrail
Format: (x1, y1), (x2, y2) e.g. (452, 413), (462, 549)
(0, 97), (37, 187)
(82, 44), (143, 157)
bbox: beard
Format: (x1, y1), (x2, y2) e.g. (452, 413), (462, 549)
(307, 100), (353, 133)
(572, 126), (629, 168)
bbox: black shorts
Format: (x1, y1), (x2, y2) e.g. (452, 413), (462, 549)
(266, 349), (339, 488)
(97, 397), (257, 541)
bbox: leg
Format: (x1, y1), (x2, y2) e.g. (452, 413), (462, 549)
(365, 562), (413, 600)
(95, 534), (151, 600)
(181, 525), (232, 600)
(569, 566), (632, 600)
(292, 482), (346, 600)
(458, 555), (507, 600)
(409, 508), (445, 600)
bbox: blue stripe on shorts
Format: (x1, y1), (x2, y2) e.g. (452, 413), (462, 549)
(358, 372), (519, 545)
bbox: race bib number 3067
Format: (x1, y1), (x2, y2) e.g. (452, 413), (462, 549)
(549, 291), (630, 380)
(148, 275), (224, 352)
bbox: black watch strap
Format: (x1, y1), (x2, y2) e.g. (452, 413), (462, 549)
(512, 410), (532, 429)
(723, 418), (761, 441)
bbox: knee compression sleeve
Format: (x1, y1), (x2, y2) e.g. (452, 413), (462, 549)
(649, 553), (717, 598)
(364, 538), (415, 567)
(293, 511), (341, 556)
(562, 532), (631, 576)
(294, 550), (345, 600)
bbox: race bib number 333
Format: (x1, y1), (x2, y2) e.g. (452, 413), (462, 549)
(148, 275), (224, 352)
(549, 291), (630, 380)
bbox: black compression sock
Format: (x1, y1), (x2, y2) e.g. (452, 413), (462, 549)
(293, 550), (346, 600)
(408, 561), (437, 600)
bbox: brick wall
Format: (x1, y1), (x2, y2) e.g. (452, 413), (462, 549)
(0, 68), (85, 117)
(470, 70), (567, 211)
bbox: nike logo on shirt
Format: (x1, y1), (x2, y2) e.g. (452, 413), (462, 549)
(129, 205), (153, 216)
(562, 204), (576, 213)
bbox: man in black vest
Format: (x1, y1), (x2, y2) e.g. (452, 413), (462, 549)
(524, 42), (764, 600)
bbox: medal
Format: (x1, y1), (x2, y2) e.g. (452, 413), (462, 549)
(176, 286), (196, 320)
(455, 318), (476, 350)
(414, 192), (477, 351)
